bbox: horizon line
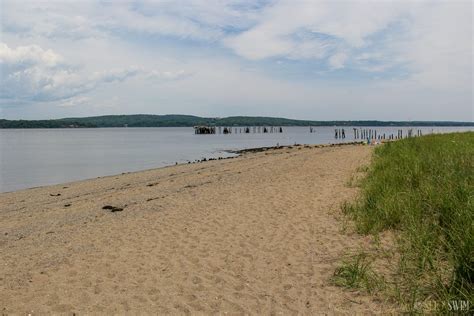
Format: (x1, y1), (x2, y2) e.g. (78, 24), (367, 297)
(1, 114), (473, 123)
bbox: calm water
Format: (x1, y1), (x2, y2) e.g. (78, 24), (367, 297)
(1, 126), (472, 192)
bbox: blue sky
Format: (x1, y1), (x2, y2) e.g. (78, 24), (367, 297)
(0, 0), (472, 121)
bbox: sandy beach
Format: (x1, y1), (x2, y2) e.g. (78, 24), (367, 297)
(0, 144), (391, 314)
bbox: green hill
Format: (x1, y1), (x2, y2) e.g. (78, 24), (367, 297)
(0, 114), (473, 128)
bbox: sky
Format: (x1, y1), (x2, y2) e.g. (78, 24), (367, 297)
(0, 0), (472, 121)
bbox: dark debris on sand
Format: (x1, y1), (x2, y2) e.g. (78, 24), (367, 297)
(102, 205), (124, 212)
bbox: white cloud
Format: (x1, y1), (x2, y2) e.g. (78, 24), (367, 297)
(399, 2), (473, 90)
(147, 69), (191, 80)
(91, 68), (142, 83)
(57, 96), (91, 108)
(0, 43), (63, 67)
(0, 43), (189, 104)
(1, 0), (260, 41)
(222, 0), (405, 64)
(328, 52), (347, 70)
(1, 1), (106, 40)
(0, 43), (90, 102)
(222, 0), (472, 92)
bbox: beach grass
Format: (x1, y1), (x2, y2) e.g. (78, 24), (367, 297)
(343, 132), (473, 312)
(333, 253), (384, 294)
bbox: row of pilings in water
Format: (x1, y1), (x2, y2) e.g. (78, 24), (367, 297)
(194, 126), (284, 134)
(346, 128), (423, 140)
(194, 125), (424, 140)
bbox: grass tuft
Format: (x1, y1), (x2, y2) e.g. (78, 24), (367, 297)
(333, 253), (384, 294)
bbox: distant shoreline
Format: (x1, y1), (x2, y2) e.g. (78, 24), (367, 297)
(1, 114), (473, 128)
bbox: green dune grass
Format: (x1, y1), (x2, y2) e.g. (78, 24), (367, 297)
(343, 132), (473, 312)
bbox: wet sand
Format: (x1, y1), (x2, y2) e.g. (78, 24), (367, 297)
(0, 144), (389, 314)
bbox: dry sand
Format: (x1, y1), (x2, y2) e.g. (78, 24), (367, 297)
(0, 144), (391, 314)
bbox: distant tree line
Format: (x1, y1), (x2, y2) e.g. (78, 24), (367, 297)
(1, 115), (473, 128)
(0, 119), (97, 128)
